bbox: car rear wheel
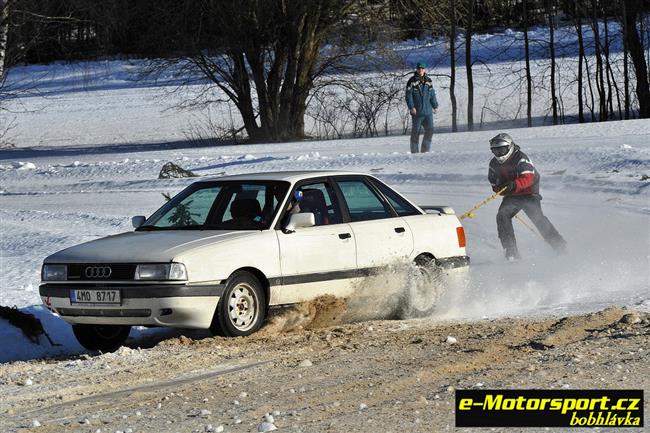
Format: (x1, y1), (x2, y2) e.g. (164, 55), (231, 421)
(210, 271), (266, 337)
(397, 255), (442, 319)
(72, 324), (131, 352)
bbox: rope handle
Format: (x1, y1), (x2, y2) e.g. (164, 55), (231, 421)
(459, 186), (508, 220)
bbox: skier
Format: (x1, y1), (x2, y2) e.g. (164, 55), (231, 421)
(488, 133), (567, 260)
(405, 62), (438, 153)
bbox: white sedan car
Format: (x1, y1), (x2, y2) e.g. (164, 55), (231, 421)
(40, 171), (469, 351)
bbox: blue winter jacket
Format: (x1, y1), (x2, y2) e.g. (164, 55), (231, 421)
(405, 73), (439, 117)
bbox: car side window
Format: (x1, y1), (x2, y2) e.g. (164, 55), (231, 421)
(371, 179), (420, 217)
(294, 182), (342, 226)
(336, 179), (392, 222)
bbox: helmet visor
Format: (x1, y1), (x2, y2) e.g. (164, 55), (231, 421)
(491, 146), (510, 157)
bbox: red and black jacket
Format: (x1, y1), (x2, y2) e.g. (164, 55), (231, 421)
(488, 145), (540, 197)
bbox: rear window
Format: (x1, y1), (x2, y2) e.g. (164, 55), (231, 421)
(371, 179), (421, 216)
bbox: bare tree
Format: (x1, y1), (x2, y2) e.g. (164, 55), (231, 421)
(620, 0), (631, 119)
(523, 0), (533, 126)
(622, 0), (650, 118)
(591, 0), (608, 120)
(546, 0), (559, 124)
(449, 0), (458, 131)
(147, 0), (359, 143)
(570, 0), (586, 123)
(0, 0), (8, 81)
(465, 0), (475, 130)
(602, 13), (624, 119)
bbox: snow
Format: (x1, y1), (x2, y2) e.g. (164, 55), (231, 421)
(0, 23), (636, 149)
(445, 336), (458, 345)
(1, 119), (647, 362)
(1, 41), (649, 362)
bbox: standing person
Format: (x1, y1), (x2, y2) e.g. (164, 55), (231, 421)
(488, 133), (567, 260)
(405, 62), (438, 153)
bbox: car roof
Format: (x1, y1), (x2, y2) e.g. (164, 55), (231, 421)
(196, 170), (371, 183)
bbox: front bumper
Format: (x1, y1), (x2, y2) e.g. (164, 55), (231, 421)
(39, 283), (224, 328)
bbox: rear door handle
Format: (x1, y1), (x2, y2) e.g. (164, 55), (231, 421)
(394, 227), (406, 233)
(338, 233), (351, 239)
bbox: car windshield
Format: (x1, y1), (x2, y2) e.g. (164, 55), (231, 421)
(138, 180), (290, 231)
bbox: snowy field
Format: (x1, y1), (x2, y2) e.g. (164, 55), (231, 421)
(1, 23), (636, 147)
(1, 49), (649, 361)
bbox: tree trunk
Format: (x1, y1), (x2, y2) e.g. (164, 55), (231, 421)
(547, 0), (558, 125)
(0, 0), (8, 80)
(603, 14), (621, 119)
(623, 0), (650, 118)
(182, 0), (355, 143)
(621, 0), (631, 119)
(604, 16), (623, 120)
(450, 0), (458, 132)
(584, 54), (596, 121)
(592, 0), (607, 121)
(277, 8), (321, 141)
(575, 1), (585, 123)
(230, 50), (263, 141)
(466, 0), (474, 131)
(524, 0), (532, 127)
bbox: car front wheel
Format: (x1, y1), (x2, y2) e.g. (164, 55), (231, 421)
(210, 271), (266, 337)
(72, 324), (131, 352)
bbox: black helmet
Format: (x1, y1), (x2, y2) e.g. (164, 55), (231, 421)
(490, 133), (515, 163)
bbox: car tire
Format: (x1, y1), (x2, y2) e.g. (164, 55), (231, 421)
(72, 324), (131, 352)
(397, 255), (442, 319)
(210, 271), (266, 337)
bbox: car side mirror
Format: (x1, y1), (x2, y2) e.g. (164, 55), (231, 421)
(284, 212), (315, 233)
(132, 215), (146, 229)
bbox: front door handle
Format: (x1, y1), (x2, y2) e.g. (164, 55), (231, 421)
(338, 233), (351, 239)
(394, 227), (406, 233)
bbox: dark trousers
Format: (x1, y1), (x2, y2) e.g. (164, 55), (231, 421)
(497, 195), (566, 254)
(410, 114), (434, 153)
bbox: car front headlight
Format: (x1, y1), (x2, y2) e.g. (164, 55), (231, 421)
(42, 264), (67, 281)
(135, 263), (187, 281)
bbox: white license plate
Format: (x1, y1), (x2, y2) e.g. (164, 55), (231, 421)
(70, 289), (121, 304)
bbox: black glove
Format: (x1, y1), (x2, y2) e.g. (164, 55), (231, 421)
(498, 182), (516, 195)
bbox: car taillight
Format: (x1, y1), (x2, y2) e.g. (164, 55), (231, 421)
(456, 226), (466, 248)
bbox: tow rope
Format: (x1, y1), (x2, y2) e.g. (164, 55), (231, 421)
(514, 214), (545, 240)
(459, 186), (507, 220)
(460, 187), (545, 240)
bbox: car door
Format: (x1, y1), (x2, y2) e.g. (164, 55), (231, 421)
(274, 179), (357, 305)
(334, 177), (414, 270)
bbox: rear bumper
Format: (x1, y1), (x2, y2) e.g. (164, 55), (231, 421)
(39, 283), (224, 328)
(436, 255), (470, 269)
(437, 257), (470, 291)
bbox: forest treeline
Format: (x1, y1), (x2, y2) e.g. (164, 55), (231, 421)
(1, 0), (649, 142)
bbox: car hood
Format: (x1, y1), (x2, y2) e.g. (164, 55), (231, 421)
(45, 230), (259, 263)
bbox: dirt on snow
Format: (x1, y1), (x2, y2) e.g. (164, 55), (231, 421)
(1, 305), (648, 433)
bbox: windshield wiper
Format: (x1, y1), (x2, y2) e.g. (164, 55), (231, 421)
(138, 225), (204, 231)
(136, 225), (165, 231)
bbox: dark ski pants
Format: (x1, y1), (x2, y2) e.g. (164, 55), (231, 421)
(497, 195), (566, 255)
(410, 114), (434, 153)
